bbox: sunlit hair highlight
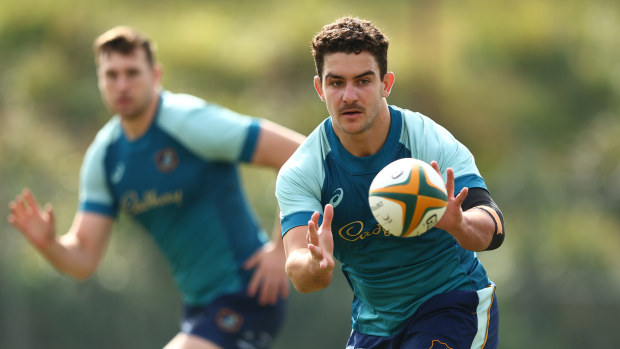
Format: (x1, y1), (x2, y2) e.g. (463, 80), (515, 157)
(93, 26), (156, 67)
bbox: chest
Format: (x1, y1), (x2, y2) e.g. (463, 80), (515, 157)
(103, 129), (233, 216)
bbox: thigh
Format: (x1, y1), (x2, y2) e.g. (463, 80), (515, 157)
(402, 286), (499, 349)
(181, 291), (287, 349)
(346, 330), (396, 349)
(164, 333), (222, 349)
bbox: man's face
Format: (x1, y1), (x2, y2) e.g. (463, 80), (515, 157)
(97, 48), (159, 120)
(315, 51), (392, 136)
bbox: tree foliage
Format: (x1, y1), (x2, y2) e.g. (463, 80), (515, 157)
(1, 0), (620, 348)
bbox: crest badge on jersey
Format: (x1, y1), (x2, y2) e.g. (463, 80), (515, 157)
(216, 307), (244, 333)
(154, 148), (179, 173)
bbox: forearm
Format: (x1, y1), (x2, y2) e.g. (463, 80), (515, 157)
(285, 249), (333, 293)
(449, 209), (495, 252)
(37, 212), (112, 281)
(38, 234), (102, 280)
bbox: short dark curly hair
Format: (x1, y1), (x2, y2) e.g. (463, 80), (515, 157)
(312, 17), (389, 80)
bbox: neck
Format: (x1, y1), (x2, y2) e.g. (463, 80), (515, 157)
(121, 91), (160, 140)
(337, 101), (391, 157)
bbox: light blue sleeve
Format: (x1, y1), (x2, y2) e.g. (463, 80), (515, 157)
(275, 125), (328, 235)
(79, 119), (120, 217)
(399, 108), (486, 191)
(157, 92), (260, 163)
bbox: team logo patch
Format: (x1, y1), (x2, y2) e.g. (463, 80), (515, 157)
(216, 307), (244, 333)
(154, 148), (178, 173)
(428, 339), (453, 349)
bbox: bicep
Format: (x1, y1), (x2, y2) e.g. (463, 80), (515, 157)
(283, 225), (309, 258)
(65, 211), (114, 258)
(251, 120), (305, 169)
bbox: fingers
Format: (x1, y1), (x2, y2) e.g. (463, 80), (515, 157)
(256, 276), (289, 306)
(9, 196), (25, 220)
(258, 281), (276, 305)
(247, 267), (261, 297)
(247, 268), (274, 305)
(445, 167), (455, 197)
(243, 250), (259, 272)
(454, 186), (469, 205)
(8, 195), (29, 230)
(8, 188), (40, 221)
(306, 212), (320, 246)
(45, 204), (55, 226)
(307, 243), (324, 262)
(279, 278), (290, 299)
(23, 189), (42, 214)
(321, 204), (334, 230)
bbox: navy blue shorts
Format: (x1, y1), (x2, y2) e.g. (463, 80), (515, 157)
(346, 285), (499, 349)
(180, 291), (287, 349)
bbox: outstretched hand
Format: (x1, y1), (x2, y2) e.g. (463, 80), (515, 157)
(307, 204), (335, 272)
(243, 241), (290, 306)
(430, 161), (468, 234)
(7, 188), (57, 250)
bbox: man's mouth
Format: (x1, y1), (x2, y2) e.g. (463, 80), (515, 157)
(340, 108), (363, 116)
(116, 97), (132, 107)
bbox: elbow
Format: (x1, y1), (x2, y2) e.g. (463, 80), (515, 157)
(285, 263), (333, 294)
(292, 277), (332, 294)
(65, 269), (95, 281)
(62, 264), (98, 281)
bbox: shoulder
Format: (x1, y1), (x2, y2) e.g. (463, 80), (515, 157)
(276, 119), (330, 195)
(391, 105), (442, 135)
(391, 104), (460, 148)
(157, 90), (256, 134)
(160, 90), (208, 112)
(159, 90), (253, 122)
(156, 90), (260, 161)
(280, 120), (329, 177)
(85, 117), (123, 158)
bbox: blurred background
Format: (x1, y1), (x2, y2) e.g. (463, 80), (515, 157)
(1, 0), (619, 348)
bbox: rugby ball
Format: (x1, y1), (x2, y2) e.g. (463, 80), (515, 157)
(368, 158), (448, 237)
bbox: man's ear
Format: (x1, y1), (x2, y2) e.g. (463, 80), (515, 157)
(382, 72), (395, 97)
(153, 62), (163, 85)
(314, 75), (325, 101)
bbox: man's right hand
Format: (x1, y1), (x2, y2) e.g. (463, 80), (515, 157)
(8, 188), (57, 251)
(306, 204), (335, 272)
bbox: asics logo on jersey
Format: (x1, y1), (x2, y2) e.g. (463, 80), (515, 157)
(329, 188), (344, 207)
(111, 163), (125, 184)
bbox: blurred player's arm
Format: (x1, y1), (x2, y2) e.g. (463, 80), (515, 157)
(283, 204), (335, 293)
(250, 119), (305, 169)
(243, 119), (305, 304)
(8, 189), (113, 280)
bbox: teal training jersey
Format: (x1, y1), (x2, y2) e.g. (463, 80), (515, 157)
(276, 106), (491, 336)
(80, 91), (268, 306)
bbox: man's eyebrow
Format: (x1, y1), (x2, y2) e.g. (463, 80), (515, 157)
(324, 70), (376, 80)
